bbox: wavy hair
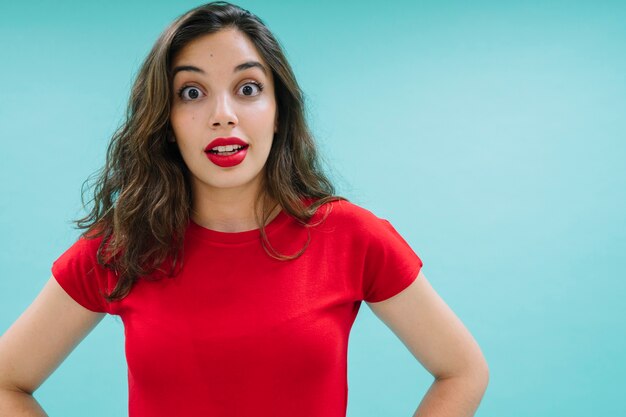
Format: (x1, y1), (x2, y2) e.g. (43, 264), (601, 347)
(74, 1), (347, 302)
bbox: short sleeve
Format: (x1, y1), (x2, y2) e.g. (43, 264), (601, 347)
(362, 218), (423, 303)
(51, 236), (111, 313)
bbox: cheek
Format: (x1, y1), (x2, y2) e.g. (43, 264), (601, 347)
(170, 107), (200, 137)
(245, 101), (276, 129)
(169, 107), (183, 134)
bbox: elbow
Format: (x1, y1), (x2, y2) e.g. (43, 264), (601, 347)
(470, 356), (490, 394)
(0, 382), (33, 396)
(467, 342), (490, 388)
(435, 354), (490, 389)
(465, 353), (489, 389)
(476, 359), (490, 390)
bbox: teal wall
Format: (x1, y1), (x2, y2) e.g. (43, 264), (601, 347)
(1, 1), (625, 416)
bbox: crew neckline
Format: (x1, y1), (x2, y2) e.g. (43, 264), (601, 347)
(186, 208), (292, 244)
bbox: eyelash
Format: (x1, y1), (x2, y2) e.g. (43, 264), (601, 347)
(176, 81), (265, 101)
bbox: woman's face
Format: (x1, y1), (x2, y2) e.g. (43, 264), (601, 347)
(170, 28), (277, 199)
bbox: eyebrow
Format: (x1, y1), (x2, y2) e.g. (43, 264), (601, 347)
(171, 61), (268, 78)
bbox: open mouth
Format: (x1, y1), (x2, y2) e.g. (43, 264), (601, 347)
(206, 144), (249, 156)
(204, 143), (249, 167)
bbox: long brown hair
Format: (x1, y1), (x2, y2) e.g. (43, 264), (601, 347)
(74, 1), (347, 302)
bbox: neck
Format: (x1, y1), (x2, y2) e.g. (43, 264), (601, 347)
(190, 180), (279, 233)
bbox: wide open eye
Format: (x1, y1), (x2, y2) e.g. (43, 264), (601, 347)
(178, 86), (205, 101)
(238, 81), (264, 97)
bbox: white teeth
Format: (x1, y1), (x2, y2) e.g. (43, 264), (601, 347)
(211, 144), (243, 152)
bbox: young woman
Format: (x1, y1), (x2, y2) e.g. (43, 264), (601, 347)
(0, 2), (489, 416)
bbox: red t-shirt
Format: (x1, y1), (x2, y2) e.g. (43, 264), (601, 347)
(51, 199), (423, 417)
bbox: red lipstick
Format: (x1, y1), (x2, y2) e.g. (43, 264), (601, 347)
(204, 136), (249, 168)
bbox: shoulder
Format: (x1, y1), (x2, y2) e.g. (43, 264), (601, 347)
(328, 198), (381, 219)
(54, 233), (106, 268)
(74, 233), (105, 256)
(315, 198), (388, 235)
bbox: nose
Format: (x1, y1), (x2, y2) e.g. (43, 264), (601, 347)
(209, 93), (238, 129)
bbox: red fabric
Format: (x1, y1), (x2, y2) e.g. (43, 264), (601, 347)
(51, 199), (423, 417)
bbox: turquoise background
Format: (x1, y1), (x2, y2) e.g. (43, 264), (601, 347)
(1, 1), (625, 416)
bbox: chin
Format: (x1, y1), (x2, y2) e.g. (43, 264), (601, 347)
(203, 175), (263, 191)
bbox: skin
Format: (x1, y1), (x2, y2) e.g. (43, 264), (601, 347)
(367, 271), (489, 416)
(170, 28), (280, 233)
(170, 32), (491, 414)
(0, 27), (487, 417)
(0, 278), (104, 415)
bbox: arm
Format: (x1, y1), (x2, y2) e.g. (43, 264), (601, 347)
(0, 276), (105, 416)
(366, 270), (489, 417)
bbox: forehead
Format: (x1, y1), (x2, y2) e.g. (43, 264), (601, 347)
(172, 28), (266, 69)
